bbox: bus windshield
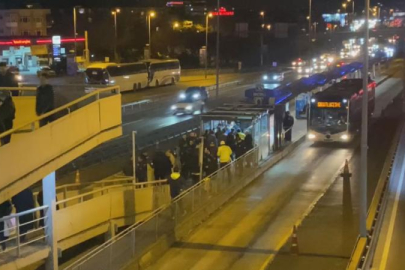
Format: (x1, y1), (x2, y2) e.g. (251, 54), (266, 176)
(86, 68), (108, 84)
(310, 108), (348, 134)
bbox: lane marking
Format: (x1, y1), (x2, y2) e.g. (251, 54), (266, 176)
(122, 119), (144, 127)
(379, 153), (405, 270)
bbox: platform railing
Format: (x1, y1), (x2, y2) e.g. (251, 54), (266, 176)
(0, 205), (49, 257)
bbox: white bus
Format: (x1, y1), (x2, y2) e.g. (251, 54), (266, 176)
(143, 59), (181, 87)
(85, 62), (149, 92)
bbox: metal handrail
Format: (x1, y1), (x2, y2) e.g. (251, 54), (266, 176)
(0, 85), (120, 140)
(55, 180), (168, 207)
(0, 205), (48, 222)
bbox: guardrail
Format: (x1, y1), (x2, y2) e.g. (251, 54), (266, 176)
(0, 85), (120, 142)
(55, 179), (168, 209)
(0, 205), (49, 257)
(346, 102), (403, 270)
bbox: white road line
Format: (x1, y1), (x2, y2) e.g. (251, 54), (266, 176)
(379, 152), (405, 270)
(122, 119), (144, 127)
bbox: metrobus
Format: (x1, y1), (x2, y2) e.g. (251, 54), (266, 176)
(142, 59), (181, 87)
(307, 78), (376, 142)
(85, 62), (149, 92)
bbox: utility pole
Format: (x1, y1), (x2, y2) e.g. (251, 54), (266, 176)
(308, 0), (312, 40)
(215, 0), (220, 98)
(260, 11), (265, 67)
(73, 6), (77, 62)
(360, 0), (370, 238)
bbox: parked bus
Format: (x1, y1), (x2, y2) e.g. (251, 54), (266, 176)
(142, 59), (181, 87)
(307, 78), (376, 143)
(85, 62), (149, 92)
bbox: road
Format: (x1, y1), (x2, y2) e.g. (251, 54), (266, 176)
(55, 71), (300, 183)
(120, 77), (402, 270)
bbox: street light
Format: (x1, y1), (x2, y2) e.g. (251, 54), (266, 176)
(205, 12), (213, 79)
(308, 0), (312, 37)
(111, 8), (120, 62)
(173, 22), (180, 30)
(73, 6), (84, 62)
(342, 3), (347, 12)
(148, 11), (156, 56)
(260, 11), (265, 66)
(347, 0), (355, 14)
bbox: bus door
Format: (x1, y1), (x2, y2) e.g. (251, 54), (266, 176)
(295, 93), (309, 119)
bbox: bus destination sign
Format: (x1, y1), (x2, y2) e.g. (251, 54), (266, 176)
(317, 102), (342, 108)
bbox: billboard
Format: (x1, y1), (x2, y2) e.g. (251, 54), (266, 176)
(322, 13), (347, 27)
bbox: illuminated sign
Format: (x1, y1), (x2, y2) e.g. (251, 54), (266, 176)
(52, 35), (61, 45)
(0, 37), (85, 46)
(212, 7), (234, 16)
(12, 39), (31, 45)
(166, 1), (184, 6)
(317, 102), (342, 108)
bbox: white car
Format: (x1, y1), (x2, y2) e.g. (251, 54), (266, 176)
(171, 89), (206, 115)
(37, 66), (56, 77)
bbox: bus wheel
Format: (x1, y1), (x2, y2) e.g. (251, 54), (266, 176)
(156, 80), (160, 87)
(171, 77), (176, 85)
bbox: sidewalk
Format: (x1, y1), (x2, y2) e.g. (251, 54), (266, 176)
(266, 114), (400, 270)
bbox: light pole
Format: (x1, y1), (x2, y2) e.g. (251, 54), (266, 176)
(111, 8), (120, 62)
(148, 11), (156, 57)
(308, 0), (312, 38)
(360, 0), (370, 238)
(73, 6), (77, 61)
(347, 0), (355, 14)
(260, 11), (265, 67)
(215, 0), (220, 98)
(205, 13), (213, 79)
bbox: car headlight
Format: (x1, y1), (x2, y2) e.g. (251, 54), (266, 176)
(292, 61), (296, 66)
(110, 80), (115, 84)
(308, 133), (316, 139)
(171, 105), (177, 110)
(192, 93), (200, 99)
(16, 75), (23, 81)
(185, 105), (193, 110)
(263, 75), (268, 80)
(179, 93), (186, 99)
(341, 134), (349, 140)
(273, 75), (279, 80)
(298, 68), (302, 73)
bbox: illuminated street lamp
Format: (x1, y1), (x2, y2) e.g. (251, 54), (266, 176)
(205, 12), (213, 79)
(148, 11), (156, 55)
(111, 8), (120, 62)
(173, 22), (180, 30)
(342, 3), (347, 12)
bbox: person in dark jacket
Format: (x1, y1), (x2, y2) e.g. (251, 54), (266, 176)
(136, 155), (148, 182)
(187, 140), (200, 185)
(234, 136), (247, 159)
(0, 92), (16, 145)
(0, 200), (12, 250)
(12, 189), (35, 242)
(36, 75), (55, 127)
(226, 132), (236, 158)
(152, 151), (172, 180)
(168, 167), (184, 200)
(0, 63), (18, 96)
(283, 111), (295, 142)
(206, 130), (217, 149)
(203, 148), (218, 177)
(244, 134), (254, 151)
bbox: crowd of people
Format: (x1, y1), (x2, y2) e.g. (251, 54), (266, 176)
(125, 127), (255, 201)
(0, 67), (55, 147)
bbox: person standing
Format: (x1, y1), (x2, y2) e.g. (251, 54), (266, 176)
(11, 189), (35, 242)
(0, 92), (16, 146)
(203, 148), (218, 177)
(168, 167), (184, 200)
(152, 151), (172, 180)
(0, 200), (12, 250)
(136, 155), (148, 182)
(36, 74), (55, 127)
(217, 141), (232, 168)
(0, 63), (18, 96)
(283, 111), (295, 142)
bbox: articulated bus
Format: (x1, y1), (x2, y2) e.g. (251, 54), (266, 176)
(307, 78), (376, 143)
(85, 59), (181, 92)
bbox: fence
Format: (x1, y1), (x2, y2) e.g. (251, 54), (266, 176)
(0, 205), (49, 257)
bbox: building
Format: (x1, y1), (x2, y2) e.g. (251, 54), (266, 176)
(0, 9), (50, 37)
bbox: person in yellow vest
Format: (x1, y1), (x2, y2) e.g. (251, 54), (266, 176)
(217, 141), (232, 168)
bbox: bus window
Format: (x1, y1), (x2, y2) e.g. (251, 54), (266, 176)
(86, 68), (108, 84)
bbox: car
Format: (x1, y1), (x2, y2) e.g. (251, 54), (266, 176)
(262, 71), (284, 82)
(292, 58), (306, 67)
(37, 66), (56, 77)
(171, 87), (208, 115)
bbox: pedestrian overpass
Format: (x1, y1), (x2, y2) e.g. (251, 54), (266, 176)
(0, 86), (122, 269)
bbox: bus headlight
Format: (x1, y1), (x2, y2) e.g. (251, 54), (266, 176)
(308, 133), (316, 139)
(341, 134), (349, 140)
(171, 105), (177, 110)
(263, 75), (268, 80)
(185, 105), (193, 111)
